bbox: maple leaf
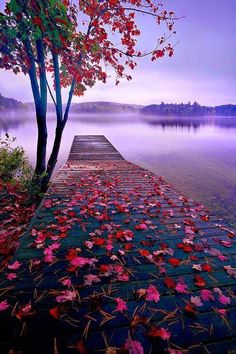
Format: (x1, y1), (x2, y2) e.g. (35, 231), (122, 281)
(201, 263), (212, 272)
(200, 289), (215, 301)
(15, 303), (36, 320)
(147, 326), (171, 340)
(224, 265), (236, 278)
(139, 249), (150, 257)
(216, 309), (227, 316)
(168, 258), (181, 267)
(44, 199), (53, 208)
(124, 339), (144, 354)
(6, 273), (17, 281)
(125, 243), (133, 251)
(94, 238), (105, 246)
(56, 290), (77, 303)
(185, 303), (197, 316)
(61, 277), (72, 287)
(175, 279), (188, 294)
(7, 260), (21, 270)
(115, 298), (128, 313)
(117, 273), (130, 282)
(131, 315), (147, 328)
(135, 223), (148, 231)
(146, 284), (160, 303)
(84, 274), (101, 286)
(190, 295), (203, 307)
(164, 277), (176, 289)
(84, 241), (94, 249)
(218, 294), (231, 305)
(0, 300), (9, 311)
(192, 264), (202, 272)
(49, 306), (61, 319)
(136, 288), (147, 299)
(194, 275), (206, 287)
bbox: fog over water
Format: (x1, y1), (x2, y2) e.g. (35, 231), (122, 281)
(1, 112), (236, 227)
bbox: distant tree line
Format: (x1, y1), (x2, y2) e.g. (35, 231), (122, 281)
(1, 93), (236, 116)
(141, 102), (236, 116)
(0, 94), (25, 111)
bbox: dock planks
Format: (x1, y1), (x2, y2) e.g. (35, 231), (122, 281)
(0, 135), (236, 354)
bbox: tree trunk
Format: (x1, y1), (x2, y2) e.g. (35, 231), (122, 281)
(41, 123), (64, 191)
(35, 111), (47, 176)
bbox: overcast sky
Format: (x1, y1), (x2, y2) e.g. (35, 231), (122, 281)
(0, 0), (235, 105)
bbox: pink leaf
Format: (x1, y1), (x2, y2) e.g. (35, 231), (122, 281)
(219, 294), (231, 305)
(190, 296), (203, 307)
(56, 290), (77, 303)
(216, 309), (227, 316)
(192, 264), (202, 272)
(175, 279), (188, 294)
(6, 273), (17, 281)
(146, 284), (160, 303)
(61, 278), (72, 287)
(0, 300), (9, 311)
(8, 260), (21, 270)
(20, 303), (32, 314)
(84, 274), (101, 286)
(84, 241), (94, 249)
(124, 339), (144, 354)
(71, 257), (90, 267)
(44, 199), (53, 208)
(148, 326), (171, 340)
(117, 273), (129, 282)
(135, 223), (148, 231)
(200, 289), (215, 301)
(224, 265), (236, 278)
(115, 298), (128, 313)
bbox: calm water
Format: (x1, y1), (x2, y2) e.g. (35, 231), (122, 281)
(1, 113), (236, 227)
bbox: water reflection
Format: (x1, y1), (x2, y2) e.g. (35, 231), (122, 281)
(1, 111), (236, 133)
(145, 116), (236, 131)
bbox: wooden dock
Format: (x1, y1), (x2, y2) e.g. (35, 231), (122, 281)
(0, 135), (236, 354)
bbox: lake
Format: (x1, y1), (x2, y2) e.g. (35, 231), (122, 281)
(1, 112), (236, 227)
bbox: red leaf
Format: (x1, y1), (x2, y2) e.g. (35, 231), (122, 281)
(185, 303), (197, 316)
(94, 238), (105, 246)
(164, 277), (176, 289)
(201, 263), (212, 272)
(49, 306), (60, 319)
(139, 249), (150, 257)
(194, 275), (206, 287)
(124, 243), (133, 250)
(168, 258), (181, 267)
(135, 223), (148, 231)
(44, 199), (53, 208)
(147, 326), (171, 340)
(200, 215), (209, 221)
(66, 249), (77, 261)
(75, 340), (88, 354)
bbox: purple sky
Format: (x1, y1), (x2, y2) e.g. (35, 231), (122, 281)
(0, 0), (235, 105)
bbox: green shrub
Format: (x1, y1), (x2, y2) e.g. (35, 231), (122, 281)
(0, 133), (33, 187)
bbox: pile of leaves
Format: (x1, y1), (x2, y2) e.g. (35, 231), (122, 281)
(0, 180), (36, 269)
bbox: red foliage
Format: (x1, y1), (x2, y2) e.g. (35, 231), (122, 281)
(0, 180), (36, 268)
(0, 0), (176, 95)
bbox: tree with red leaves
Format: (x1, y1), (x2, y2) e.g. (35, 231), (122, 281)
(0, 0), (176, 190)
